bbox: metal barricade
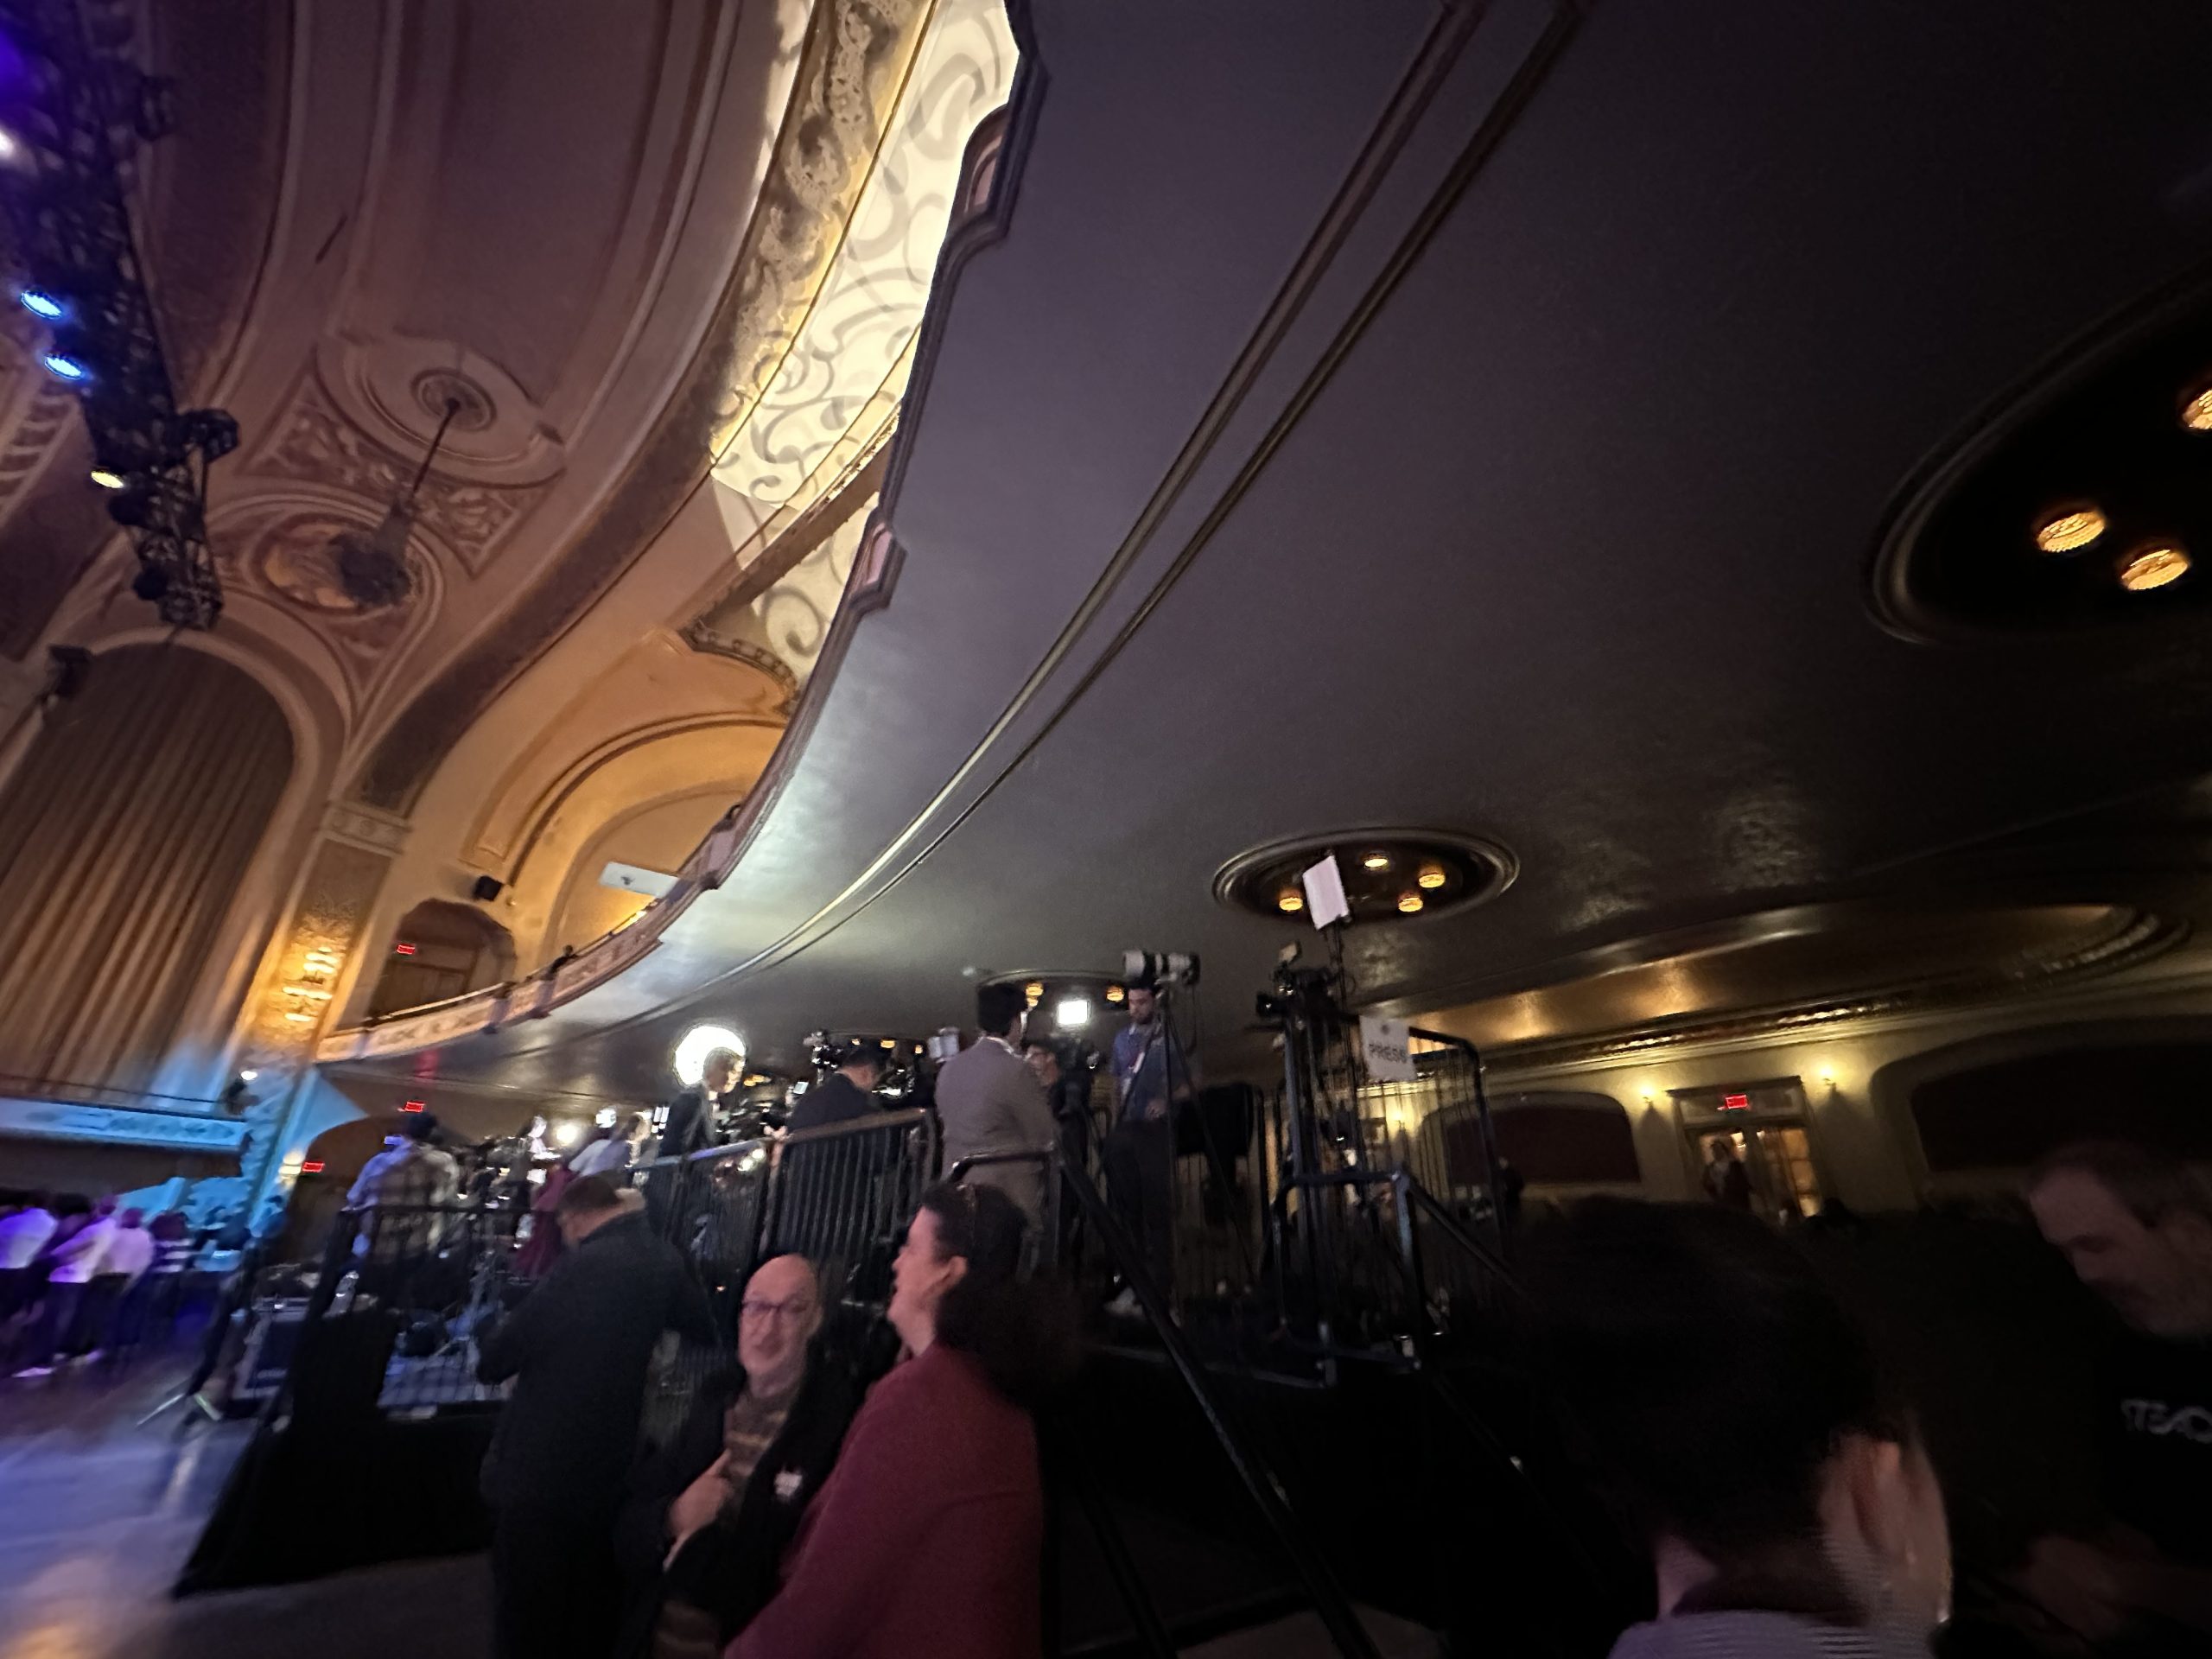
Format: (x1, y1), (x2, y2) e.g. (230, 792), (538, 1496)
(763, 1109), (938, 1306)
(266, 1202), (524, 1418)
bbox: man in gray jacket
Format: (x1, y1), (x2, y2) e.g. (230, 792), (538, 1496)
(933, 982), (1058, 1229)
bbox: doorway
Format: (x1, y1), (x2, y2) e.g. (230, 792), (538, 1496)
(1694, 1122), (1824, 1223)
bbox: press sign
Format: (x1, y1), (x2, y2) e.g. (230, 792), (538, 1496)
(1359, 1015), (1416, 1084)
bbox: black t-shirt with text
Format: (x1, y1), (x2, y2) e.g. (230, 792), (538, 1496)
(2102, 1327), (2212, 1565)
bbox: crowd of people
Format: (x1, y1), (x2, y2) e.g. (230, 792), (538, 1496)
(474, 1173), (1073, 1659)
(307, 975), (2210, 1658)
(0, 1191), (200, 1376)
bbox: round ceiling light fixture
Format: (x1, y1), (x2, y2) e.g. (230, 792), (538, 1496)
(2117, 540), (2190, 592)
(2031, 502), (2107, 555)
(1216, 829), (1516, 926)
(671, 1022), (745, 1085)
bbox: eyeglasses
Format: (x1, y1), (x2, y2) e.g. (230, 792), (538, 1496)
(740, 1296), (817, 1323)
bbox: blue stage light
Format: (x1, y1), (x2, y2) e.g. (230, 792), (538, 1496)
(41, 349), (90, 382)
(18, 287), (64, 321)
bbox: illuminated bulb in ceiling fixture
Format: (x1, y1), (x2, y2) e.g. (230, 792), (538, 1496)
(1277, 888), (1305, 913)
(1396, 893), (1424, 914)
(1362, 853), (1392, 871)
(1417, 864), (1446, 890)
(2032, 503), (2107, 555)
(89, 467), (124, 490)
(550, 1119), (582, 1147)
(1023, 982), (1044, 1000)
(2180, 379), (2212, 433)
(878, 1038), (896, 1049)
(1056, 996), (1090, 1029)
(1105, 985), (1125, 1003)
(2117, 540), (2190, 591)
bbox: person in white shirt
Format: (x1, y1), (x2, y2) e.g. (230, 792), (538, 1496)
(15, 1210), (114, 1377)
(79, 1207), (156, 1362)
(0, 1192), (57, 1325)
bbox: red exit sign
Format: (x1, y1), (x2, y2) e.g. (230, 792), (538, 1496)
(393, 941), (417, 956)
(401, 1099), (427, 1113)
(1719, 1092), (1751, 1111)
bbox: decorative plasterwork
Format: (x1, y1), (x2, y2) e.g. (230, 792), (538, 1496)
(706, 0), (935, 461)
(210, 498), (445, 717)
(323, 799), (411, 857)
(712, 0), (1018, 508)
(251, 372), (550, 576)
(318, 5), (1036, 1063)
(345, 0), (1005, 815)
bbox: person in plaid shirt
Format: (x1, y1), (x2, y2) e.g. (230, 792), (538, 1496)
(347, 1112), (461, 1262)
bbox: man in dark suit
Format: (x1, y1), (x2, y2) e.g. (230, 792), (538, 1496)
(477, 1176), (719, 1659)
(933, 983), (1058, 1228)
(785, 1043), (885, 1132)
(661, 1047), (739, 1161)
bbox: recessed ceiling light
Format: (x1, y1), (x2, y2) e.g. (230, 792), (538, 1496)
(1417, 865), (1446, 890)
(1361, 853), (1391, 871)
(1276, 888), (1305, 913)
(2117, 540), (2190, 592)
(89, 467), (124, 490)
(2032, 502), (2106, 555)
(1104, 985), (1124, 1003)
(2181, 379), (2212, 433)
(1396, 893), (1423, 914)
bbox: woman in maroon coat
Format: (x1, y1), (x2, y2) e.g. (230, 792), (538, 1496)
(729, 1182), (1075, 1659)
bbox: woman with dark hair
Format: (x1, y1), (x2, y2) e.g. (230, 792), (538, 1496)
(1526, 1199), (1950, 1658)
(730, 1181), (1077, 1659)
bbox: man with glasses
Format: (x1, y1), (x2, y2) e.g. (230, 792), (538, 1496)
(617, 1254), (862, 1657)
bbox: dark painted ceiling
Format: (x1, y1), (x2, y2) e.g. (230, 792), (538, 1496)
(336, 0), (2212, 1103)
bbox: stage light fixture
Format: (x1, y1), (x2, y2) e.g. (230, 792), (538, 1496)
(550, 1120), (582, 1147)
(17, 286), (63, 320)
(89, 467), (124, 490)
(40, 347), (90, 383)
(0, 125), (22, 166)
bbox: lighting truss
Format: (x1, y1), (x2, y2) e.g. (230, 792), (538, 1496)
(0, 0), (237, 628)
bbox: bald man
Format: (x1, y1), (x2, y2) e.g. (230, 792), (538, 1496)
(617, 1254), (863, 1654)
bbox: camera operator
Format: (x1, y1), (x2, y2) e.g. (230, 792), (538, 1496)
(1105, 978), (1192, 1313)
(787, 1041), (886, 1132)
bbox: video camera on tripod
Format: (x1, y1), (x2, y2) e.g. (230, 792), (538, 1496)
(1254, 941), (1347, 1028)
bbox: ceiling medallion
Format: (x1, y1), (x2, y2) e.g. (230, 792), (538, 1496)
(1214, 830), (1516, 925)
(1873, 266), (2212, 639)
